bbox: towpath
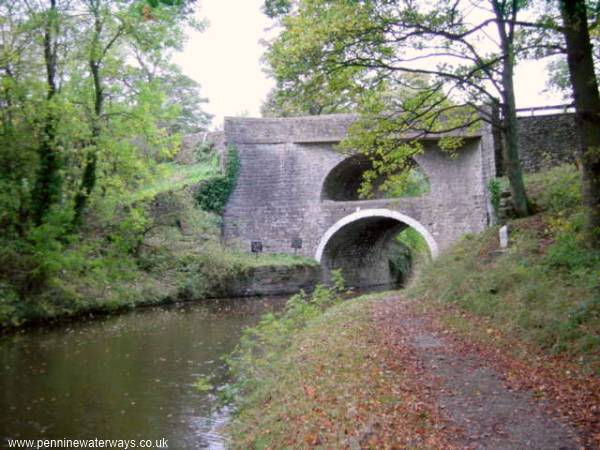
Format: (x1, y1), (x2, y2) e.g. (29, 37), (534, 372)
(374, 297), (597, 449)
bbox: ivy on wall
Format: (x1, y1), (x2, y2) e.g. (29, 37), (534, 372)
(195, 145), (241, 214)
(487, 179), (501, 223)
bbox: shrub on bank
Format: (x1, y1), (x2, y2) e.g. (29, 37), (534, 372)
(0, 163), (316, 329)
(195, 145), (240, 213)
(225, 271), (344, 398)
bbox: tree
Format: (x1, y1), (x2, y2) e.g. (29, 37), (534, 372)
(0, 2), (48, 235)
(559, 0), (600, 246)
(30, 0), (63, 226)
(0, 0), (207, 232)
(261, 83), (356, 117)
(125, 53), (212, 133)
(0, 0), (210, 301)
(47, 0), (203, 225)
(264, 0), (536, 216)
(539, 1), (599, 99)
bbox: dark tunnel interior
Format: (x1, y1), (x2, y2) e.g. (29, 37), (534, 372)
(321, 216), (418, 288)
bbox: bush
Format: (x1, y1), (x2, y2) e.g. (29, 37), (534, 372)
(525, 164), (581, 214)
(225, 278), (345, 404)
(487, 178), (501, 222)
(195, 145), (240, 213)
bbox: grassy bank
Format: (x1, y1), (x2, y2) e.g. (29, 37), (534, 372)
(409, 164), (600, 372)
(226, 287), (450, 449)
(0, 157), (316, 329)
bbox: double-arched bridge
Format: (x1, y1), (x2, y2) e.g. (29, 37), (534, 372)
(221, 114), (496, 287)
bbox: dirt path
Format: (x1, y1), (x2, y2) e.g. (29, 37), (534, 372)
(374, 297), (586, 450)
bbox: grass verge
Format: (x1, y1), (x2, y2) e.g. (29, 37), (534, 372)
(226, 288), (452, 449)
(133, 160), (219, 201)
(408, 164), (600, 373)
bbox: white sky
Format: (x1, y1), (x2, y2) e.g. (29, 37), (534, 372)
(173, 0), (565, 131)
(173, 0), (275, 129)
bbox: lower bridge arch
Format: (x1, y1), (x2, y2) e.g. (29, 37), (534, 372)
(315, 209), (439, 288)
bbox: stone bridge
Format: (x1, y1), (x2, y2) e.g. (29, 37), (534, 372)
(221, 114), (496, 287)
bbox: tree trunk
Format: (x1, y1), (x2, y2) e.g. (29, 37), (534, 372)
(72, 61), (102, 226)
(492, 0), (531, 217)
(73, 5), (103, 226)
(501, 68), (530, 217)
(560, 0), (600, 248)
(31, 0), (62, 226)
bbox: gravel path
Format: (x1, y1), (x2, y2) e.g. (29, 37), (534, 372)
(374, 297), (585, 450)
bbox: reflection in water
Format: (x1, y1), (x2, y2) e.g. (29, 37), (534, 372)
(0, 297), (286, 449)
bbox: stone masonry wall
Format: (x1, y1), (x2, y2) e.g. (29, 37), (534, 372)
(222, 141), (342, 256)
(497, 113), (578, 173)
(208, 264), (321, 298)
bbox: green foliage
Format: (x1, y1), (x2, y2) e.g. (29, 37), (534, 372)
(146, 0), (189, 7)
(263, 0), (534, 206)
(151, 68), (212, 134)
(388, 228), (430, 284)
(0, 172), (320, 328)
(0, 0), (212, 324)
(134, 161), (219, 201)
(525, 164), (581, 214)
(330, 268), (345, 292)
(341, 88), (477, 198)
(195, 141), (217, 164)
(0, 284), (20, 326)
(488, 178), (502, 223)
(195, 146), (241, 213)
(0, 206), (155, 327)
(378, 164), (431, 199)
(225, 280), (345, 405)
(261, 82), (359, 117)
(263, 0), (292, 18)
(193, 376), (214, 392)
(542, 212), (600, 274)
(388, 242), (412, 284)
(0, 3), (207, 224)
(397, 227), (430, 257)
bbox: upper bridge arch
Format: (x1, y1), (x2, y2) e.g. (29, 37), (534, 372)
(320, 153), (432, 201)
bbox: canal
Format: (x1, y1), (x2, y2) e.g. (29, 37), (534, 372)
(0, 297), (286, 449)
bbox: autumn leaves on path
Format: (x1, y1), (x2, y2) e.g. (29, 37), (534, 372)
(226, 293), (599, 448)
(374, 297), (599, 449)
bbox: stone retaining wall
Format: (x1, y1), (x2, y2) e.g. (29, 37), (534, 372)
(496, 113), (578, 174)
(208, 264), (322, 298)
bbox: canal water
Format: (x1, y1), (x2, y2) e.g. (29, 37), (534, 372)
(0, 297), (287, 449)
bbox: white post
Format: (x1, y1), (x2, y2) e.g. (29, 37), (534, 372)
(499, 225), (509, 249)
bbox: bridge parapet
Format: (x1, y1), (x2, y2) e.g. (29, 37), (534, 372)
(224, 114), (484, 145)
(224, 114), (357, 144)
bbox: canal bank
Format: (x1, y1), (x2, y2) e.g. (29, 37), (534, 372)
(0, 182), (321, 330)
(227, 291), (597, 449)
